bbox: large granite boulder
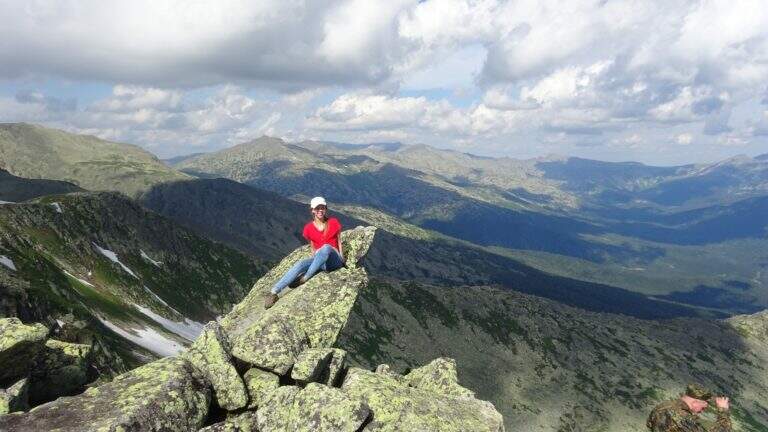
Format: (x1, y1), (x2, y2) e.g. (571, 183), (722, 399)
(257, 383), (370, 432)
(242, 367), (279, 409)
(28, 339), (93, 405)
(198, 411), (259, 432)
(319, 348), (347, 387)
(0, 318), (48, 385)
(0, 377), (29, 414)
(404, 357), (475, 399)
(183, 321), (247, 411)
(291, 348), (334, 384)
(342, 367), (504, 432)
(0, 357), (211, 432)
(223, 227), (375, 373)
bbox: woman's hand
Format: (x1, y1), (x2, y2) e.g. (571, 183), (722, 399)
(715, 397), (729, 411)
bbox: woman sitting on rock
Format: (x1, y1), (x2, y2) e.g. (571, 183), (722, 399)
(264, 196), (345, 309)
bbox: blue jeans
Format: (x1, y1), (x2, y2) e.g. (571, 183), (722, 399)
(271, 244), (345, 294)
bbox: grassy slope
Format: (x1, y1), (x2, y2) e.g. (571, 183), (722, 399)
(336, 279), (768, 432)
(0, 192), (265, 365)
(0, 123), (188, 197)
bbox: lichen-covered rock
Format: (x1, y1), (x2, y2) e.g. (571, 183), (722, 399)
(243, 367), (279, 409)
(257, 383), (370, 432)
(28, 339), (93, 405)
(339, 226), (376, 269)
(183, 321), (248, 411)
(0, 377), (29, 414)
(0, 356), (211, 432)
(222, 227), (376, 347)
(254, 385), (301, 430)
(231, 314), (309, 375)
(319, 348), (347, 387)
(198, 411), (259, 432)
(0, 318), (48, 385)
(374, 364), (407, 385)
(291, 348), (334, 384)
(405, 357), (475, 399)
(342, 367), (504, 432)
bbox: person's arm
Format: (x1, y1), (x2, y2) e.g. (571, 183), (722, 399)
(338, 238), (344, 262)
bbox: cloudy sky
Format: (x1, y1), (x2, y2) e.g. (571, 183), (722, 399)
(1, 0), (767, 165)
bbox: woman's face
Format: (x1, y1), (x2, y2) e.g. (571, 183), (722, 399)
(312, 205), (327, 219)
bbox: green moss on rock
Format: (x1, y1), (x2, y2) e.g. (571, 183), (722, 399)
(0, 357), (211, 432)
(256, 383), (370, 432)
(319, 348), (347, 387)
(342, 367), (504, 432)
(242, 368), (279, 409)
(182, 321), (247, 411)
(0, 318), (48, 385)
(291, 348), (334, 384)
(29, 339), (93, 405)
(405, 358), (475, 398)
(0, 377), (29, 414)
(225, 228), (375, 374)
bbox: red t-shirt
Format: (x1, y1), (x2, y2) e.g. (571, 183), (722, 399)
(302, 217), (341, 251)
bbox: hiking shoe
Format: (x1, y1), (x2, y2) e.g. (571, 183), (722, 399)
(264, 293), (279, 309)
(289, 274), (306, 288)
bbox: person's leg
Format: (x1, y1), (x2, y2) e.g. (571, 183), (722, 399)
(271, 258), (312, 295)
(324, 247), (345, 271)
(302, 244), (336, 281)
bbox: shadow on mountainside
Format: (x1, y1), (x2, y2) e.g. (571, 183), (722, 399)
(139, 178), (365, 262)
(362, 230), (717, 319)
(182, 161), (664, 264)
(140, 178), (714, 319)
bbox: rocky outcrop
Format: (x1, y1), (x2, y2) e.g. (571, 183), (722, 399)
(0, 378), (28, 415)
(242, 368), (279, 409)
(0, 226), (505, 431)
(28, 339), (93, 405)
(405, 357), (475, 399)
(343, 367), (504, 432)
(257, 383), (371, 432)
(0, 318), (47, 386)
(182, 321), (247, 411)
(291, 348), (334, 384)
(0, 357), (211, 431)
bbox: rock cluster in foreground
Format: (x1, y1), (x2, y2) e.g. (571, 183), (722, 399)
(0, 317), (99, 416)
(0, 226), (504, 431)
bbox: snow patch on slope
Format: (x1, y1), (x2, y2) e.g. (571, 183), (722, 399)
(96, 316), (184, 357)
(134, 305), (204, 341)
(0, 255), (16, 271)
(63, 270), (95, 287)
(51, 202), (63, 213)
(140, 249), (162, 267)
(0, 200), (15, 204)
(93, 242), (139, 278)
(142, 285), (180, 314)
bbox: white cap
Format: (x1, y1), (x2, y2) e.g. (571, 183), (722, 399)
(310, 196), (327, 209)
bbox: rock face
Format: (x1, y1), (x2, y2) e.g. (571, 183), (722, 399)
(405, 357), (475, 399)
(182, 321), (247, 411)
(28, 339), (93, 405)
(291, 348), (334, 384)
(343, 367), (504, 432)
(223, 227), (376, 375)
(256, 384), (370, 432)
(0, 378), (28, 414)
(0, 318), (47, 386)
(0, 357), (211, 432)
(0, 226), (505, 432)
